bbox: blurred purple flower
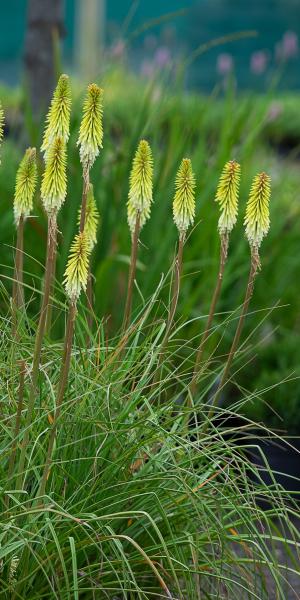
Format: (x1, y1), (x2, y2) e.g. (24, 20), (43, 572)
(111, 39), (126, 59)
(217, 53), (233, 75)
(141, 60), (155, 78)
(250, 51), (268, 75)
(276, 31), (298, 61)
(282, 31), (298, 57)
(154, 46), (171, 68)
(267, 101), (283, 122)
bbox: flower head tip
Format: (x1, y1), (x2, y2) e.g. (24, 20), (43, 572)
(215, 160), (241, 236)
(244, 172), (271, 249)
(173, 158), (196, 238)
(77, 83), (103, 169)
(41, 74), (71, 157)
(127, 139), (153, 235)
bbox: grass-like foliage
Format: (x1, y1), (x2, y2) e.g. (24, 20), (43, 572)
(0, 76), (300, 598)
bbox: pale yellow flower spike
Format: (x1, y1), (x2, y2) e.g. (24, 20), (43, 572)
(41, 74), (71, 158)
(215, 160), (241, 235)
(64, 231), (90, 302)
(77, 84), (103, 169)
(14, 147), (37, 225)
(0, 102), (4, 163)
(173, 158), (196, 239)
(77, 183), (99, 250)
(41, 136), (67, 215)
(244, 172), (271, 250)
(127, 139), (153, 235)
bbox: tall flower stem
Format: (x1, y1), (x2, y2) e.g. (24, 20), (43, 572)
(13, 216), (25, 308)
(210, 248), (260, 415)
(86, 269), (94, 344)
(79, 166), (93, 343)
(162, 236), (184, 347)
(123, 212), (141, 331)
(38, 230), (90, 495)
(38, 302), (77, 497)
(16, 213), (57, 490)
(12, 216), (25, 335)
(152, 157), (195, 394)
(189, 233), (228, 396)
(8, 360), (26, 481)
(151, 237), (184, 392)
(4, 361), (26, 510)
(44, 231), (57, 334)
(79, 166), (90, 233)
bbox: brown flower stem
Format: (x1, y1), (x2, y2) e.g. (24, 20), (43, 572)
(12, 216), (25, 335)
(79, 165), (90, 233)
(86, 268), (93, 345)
(123, 212), (141, 332)
(4, 361), (26, 510)
(189, 233), (229, 397)
(44, 239), (57, 335)
(151, 237), (184, 391)
(78, 165), (92, 342)
(8, 361), (26, 480)
(38, 302), (77, 497)
(209, 247), (260, 416)
(16, 213), (57, 491)
(162, 235), (184, 348)
(14, 216), (25, 308)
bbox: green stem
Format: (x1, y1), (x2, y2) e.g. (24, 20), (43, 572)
(151, 236), (184, 392)
(86, 268), (93, 346)
(79, 165), (90, 233)
(123, 212), (141, 331)
(210, 247), (260, 416)
(8, 360), (26, 478)
(12, 216), (25, 335)
(79, 165), (92, 344)
(44, 239), (57, 335)
(189, 233), (228, 397)
(16, 213), (57, 491)
(162, 235), (184, 348)
(38, 302), (77, 497)
(5, 361), (26, 509)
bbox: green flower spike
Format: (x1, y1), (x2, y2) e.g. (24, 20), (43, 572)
(0, 102), (4, 163)
(64, 231), (90, 302)
(41, 74), (71, 158)
(173, 158), (196, 239)
(127, 139), (153, 235)
(78, 183), (99, 250)
(244, 172), (271, 250)
(215, 160), (241, 235)
(41, 136), (67, 215)
(14, 147), (37, 225)
(77, 83), (103, 169)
